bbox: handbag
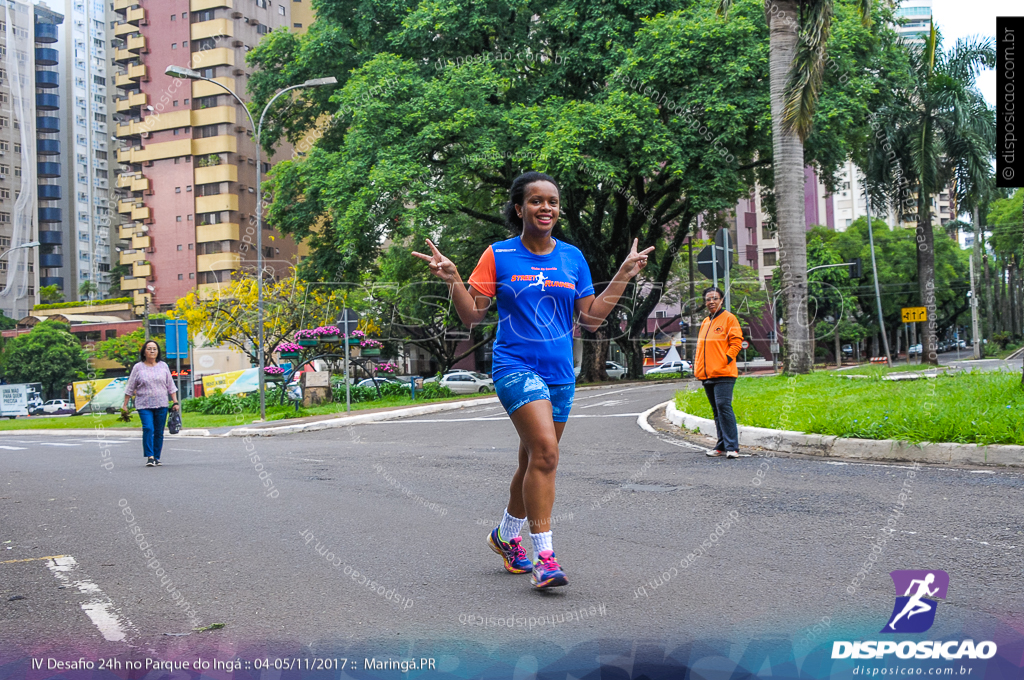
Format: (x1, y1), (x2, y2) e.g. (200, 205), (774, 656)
(167, 408), (182, 434)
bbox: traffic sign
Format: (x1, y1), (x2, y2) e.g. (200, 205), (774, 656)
(696, 233), (735, 281)
(336, 308), (361, 335)
(901, 307), (927, 323)
(165, 319), (189, 359)
(741, 341), (749, 349)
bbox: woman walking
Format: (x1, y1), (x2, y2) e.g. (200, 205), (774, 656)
(413, 171), (653, 589)
(694, 286), (743, 459)
(122, 340), (179, 467)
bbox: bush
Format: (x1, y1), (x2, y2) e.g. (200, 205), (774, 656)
(645, 372), (682, 380)
(33, 297), (131, 311)
(418, 381), (455, 399)
(992, 332), (1012, 350)
(181, 390), (249, 415)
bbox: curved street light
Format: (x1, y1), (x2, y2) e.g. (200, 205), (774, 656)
(164, 66), (336, 419)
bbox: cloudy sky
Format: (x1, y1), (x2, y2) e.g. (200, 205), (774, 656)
(931, 0), (1013, 105)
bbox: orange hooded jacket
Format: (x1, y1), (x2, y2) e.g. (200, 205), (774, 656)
(694, 309), (744, 380)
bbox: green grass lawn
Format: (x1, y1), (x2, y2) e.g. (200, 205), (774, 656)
(841, 364), (950, 376)
(0, 392), (489, 431)
(675, 371), (1024, 446)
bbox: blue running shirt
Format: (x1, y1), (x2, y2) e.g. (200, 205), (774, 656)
(468, 236), (594, 384)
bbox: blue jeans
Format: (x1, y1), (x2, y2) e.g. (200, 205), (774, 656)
(138, 407), (168, 460)
(702, 378), (738, 452)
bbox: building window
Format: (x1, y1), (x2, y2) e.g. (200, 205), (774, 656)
(171, 13), (176, 20)
(761, 225), (772, 240)
(186, 185), (192, 192)
(177, 244), (183, 250)
(257, 24), (270, 34)
(0, 213), (9, 223)
(188, 214), (193, 221)
(293, 22), (301, 27)
(189, 272), (195, 279)
(278, 4), (285, 13)
(175, 186), (181, 193)
(763, 251), (777, 266)
(171, 43), (177, 49)
(0, 189), (8, 199)
(93, 75), (105, 85)
(178, 273), (183, 280)
(188, 243), (193, 250)
(176, 216), (182, 222)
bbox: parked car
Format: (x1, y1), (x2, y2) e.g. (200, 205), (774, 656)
(573, 361), (628, 379)
(439, 372), (494, 394)
(355, 377), (403, 389)
(646, 360), (692, 376)
(907, 343), (923, 357)
(841, 344), (854, 358)
(34, 399), (74, 415)
(421, 372), (489, 383)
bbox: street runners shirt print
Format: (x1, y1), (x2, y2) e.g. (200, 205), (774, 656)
(469, 236), (594, 384)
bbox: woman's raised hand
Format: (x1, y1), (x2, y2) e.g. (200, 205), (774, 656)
(619, 238), (656, 279)
(412, 238), (459, 283)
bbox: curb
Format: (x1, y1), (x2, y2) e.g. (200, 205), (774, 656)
(0, 428), (211, 438)
(662, 401), (1024, 468)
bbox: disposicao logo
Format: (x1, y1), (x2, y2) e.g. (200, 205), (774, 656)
(882, 569), (948, 633)
(831, 570), (997, 661)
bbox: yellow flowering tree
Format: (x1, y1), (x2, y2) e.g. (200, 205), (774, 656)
(170, 270), (357, 367)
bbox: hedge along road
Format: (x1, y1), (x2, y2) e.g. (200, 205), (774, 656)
(1, 381), (1020, 661)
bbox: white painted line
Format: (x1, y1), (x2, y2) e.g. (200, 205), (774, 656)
(45, 556), (136, 643)
(37, 442), (82, 447)
(579, 399), (631, 409)
(376, 413), (644, 423)
(0, 445), (26, 450)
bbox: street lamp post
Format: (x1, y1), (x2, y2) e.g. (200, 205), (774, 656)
(164, 66), (336, 420)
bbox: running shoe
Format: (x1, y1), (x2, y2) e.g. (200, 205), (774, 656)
(725, 451), (739, 459)
(146, 456), (156, 467)
(531, 550), (568, 589)
(705, 449), (724, 457)
(488, 528), (532, 574)
(154, 459), (163, 466)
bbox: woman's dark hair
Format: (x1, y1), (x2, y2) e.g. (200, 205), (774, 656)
(502, 171), (560, 234)
(139, 340), (161, 363)
(703, 286), (725, 300)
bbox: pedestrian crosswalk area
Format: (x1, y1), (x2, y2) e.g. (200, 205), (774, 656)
(0, 438), (135, 450)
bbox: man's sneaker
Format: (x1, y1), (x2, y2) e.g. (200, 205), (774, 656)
(726, 450), (740, 459)
(531, 550), (568, 589)
(705, 449), (724, 457)
(154, 459), (163, 466)
(488, 528), (532, 574)
(146, 457), (156, 467)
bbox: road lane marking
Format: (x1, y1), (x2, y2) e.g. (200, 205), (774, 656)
(0, 445), (26, 450)
(45, 555), (137, 643)
(374, 413), (644, 423)
(37, 443), (82, 447)
(579, 399), (631, 409)
(0, 554), (68, 564)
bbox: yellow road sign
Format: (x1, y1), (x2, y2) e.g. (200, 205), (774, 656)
(901, 306), (928, 323)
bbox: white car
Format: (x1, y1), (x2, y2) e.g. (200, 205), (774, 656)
(646, 360), (692, 376)
(572, 361), (628, 379)
(423, 370), (489, 384)
(439, 372), (494, 394)
(355, 377), (403, 389)
(36, 399), (74, 415)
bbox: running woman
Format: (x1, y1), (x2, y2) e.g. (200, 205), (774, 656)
(413, 171), (653, 589)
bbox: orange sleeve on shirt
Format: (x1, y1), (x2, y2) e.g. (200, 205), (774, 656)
(468, 246), (496, 298)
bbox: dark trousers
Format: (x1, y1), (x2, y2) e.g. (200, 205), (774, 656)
(702, 378), (738, 452)
(138, 407), (168, 460)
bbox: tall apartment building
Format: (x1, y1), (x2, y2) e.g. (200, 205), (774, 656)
(111, 0), (298, 314)
(0, 2), (68, 320)
(61, 0), (113, 299)
(895, 1), (931, 45)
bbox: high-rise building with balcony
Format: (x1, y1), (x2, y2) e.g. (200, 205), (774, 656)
(0, 2), (68, 319)
(895, 1), (932, 45)
(111, 0), (299, 314)
(61, 0), (113, 299)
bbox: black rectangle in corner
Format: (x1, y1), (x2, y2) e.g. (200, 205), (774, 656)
(997, 16), (1024, 188)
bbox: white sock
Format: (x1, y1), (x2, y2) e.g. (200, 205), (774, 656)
(498, 509), (526, 542)
(530, 531), (553, 562)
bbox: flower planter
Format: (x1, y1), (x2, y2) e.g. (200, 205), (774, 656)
(347, 338), (361, 345)
(319, 335), (340, 343)
(361, 348), (380, 356)
(280, 351), (299, 358)
(264, 374), (284, 383)
(298, 339), (319, 347)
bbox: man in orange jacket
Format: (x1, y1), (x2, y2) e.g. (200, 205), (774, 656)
(693, 287), (744, 458)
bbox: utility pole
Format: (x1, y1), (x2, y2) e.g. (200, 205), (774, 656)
(865, 192), (892, 366)
(723, 228), (731, 311)
(144, 298), (150, 341)
(970, 207), (982, 360)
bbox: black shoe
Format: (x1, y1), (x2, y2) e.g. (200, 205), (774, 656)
(154, 459), (162, 466)
(146, 456), (156, 466)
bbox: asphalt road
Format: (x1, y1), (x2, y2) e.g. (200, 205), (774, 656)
(1, 380), (1021, 673)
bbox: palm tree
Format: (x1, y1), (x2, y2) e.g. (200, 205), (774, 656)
(78, 280), (99, 301)
(864, 25), (994, 365)
(719, 0), (870, 374)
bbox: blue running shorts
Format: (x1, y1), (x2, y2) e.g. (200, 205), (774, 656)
(493, 370), (575, 423)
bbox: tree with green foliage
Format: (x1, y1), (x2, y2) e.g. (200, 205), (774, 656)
(985, 189), (1023, 352)
(38, 284), (63, 304)
(105, 262), (132, 298)
(93, 328), (165, 372)
(247, 0), (907, 380)
(0, 321), (89, 399)
(78, 280), (99, 301)
(864, 26), (995, 365)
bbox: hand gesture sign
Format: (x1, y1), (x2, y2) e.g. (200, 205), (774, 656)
(619, 238), (655, 279)
(412, 238), (459, 283)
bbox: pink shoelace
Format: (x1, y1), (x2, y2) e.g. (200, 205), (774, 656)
(507, 536), (528, 561)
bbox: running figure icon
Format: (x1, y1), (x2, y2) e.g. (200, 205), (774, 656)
(888, 573), (939, 630)
(525, 271), (548, 290)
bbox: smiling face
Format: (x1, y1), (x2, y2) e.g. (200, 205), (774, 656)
(516, 180), (560, 233)
(705, 290), (723, 315)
